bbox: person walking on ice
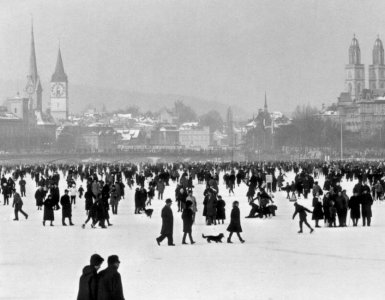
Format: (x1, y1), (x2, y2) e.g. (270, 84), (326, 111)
(292, 202), (314, 234)
(227, 201), (245, 243)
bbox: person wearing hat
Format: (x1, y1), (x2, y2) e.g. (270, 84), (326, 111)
(77, 254), (104, 300)
(97, 255), (125, 300)
(60, 189), (74, 226)
(156, 198), (175, 246)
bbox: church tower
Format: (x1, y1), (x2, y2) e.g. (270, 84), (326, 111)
(24, 22), (42, 111)
(345, 35), (365, 100)
(226, 106), (234, 147)
(369, 36), (385, 90)
(50, 47), (68, 121)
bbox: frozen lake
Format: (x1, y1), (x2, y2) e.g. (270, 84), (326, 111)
(0, 169), (385, 300)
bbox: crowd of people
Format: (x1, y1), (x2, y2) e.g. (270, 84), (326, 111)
(0, 159), (382, 240)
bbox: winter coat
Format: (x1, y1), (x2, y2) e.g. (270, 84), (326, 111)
(292, 204), (312, 221)
(13, 193), (23, 208)
(205, 194), (217, 217)
(60, 194), (72, 218)
(97, 266), (125, 300)
(43, 198), (55, 221)
(312, 197), (324, 220)
(157, 181), (165, 193)
(160, 205), (173, 235)
(77, 265), (98, 300)
(227, 206), (242, 233)
(361, 193), (373, 218)
(35, 189), (45, 206)
(85, 191), (94, 211)
(348, 195), (361, 219)
(216, 199), (226, 220)
(182, 208), (193, 233)
(110, 191), (119, 206)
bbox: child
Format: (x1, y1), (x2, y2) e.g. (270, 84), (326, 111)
(329, 200), (337, 227)
(216, 195), (226, 224)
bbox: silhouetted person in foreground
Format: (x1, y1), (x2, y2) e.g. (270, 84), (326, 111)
(97, 255), (125, 300)
(77, 254), (104, 300)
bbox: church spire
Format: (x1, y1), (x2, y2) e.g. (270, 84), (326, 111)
(264, 92), (268, 112)
(51, 46), (68, 82)
(29, 19), (38, 85)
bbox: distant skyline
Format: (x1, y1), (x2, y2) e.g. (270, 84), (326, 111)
(1, 0), (385, 113)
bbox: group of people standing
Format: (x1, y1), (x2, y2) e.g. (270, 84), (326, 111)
(77, 254), (124, 300)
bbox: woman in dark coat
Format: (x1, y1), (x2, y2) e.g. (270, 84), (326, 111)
(216, 195), (226, 224)
(181, 201), (195, 245)
(84, 188), (94, 214)
(312, 196), (324, 228)
(35, 186), (45, 210)
(348, 191), (361, 226)
(322, 192), (332, 227)
(227, 201), (245, 243)
(43, 194), (55, 226)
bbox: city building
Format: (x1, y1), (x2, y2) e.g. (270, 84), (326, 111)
(330, 35), (385, 134)
(179, 126), (211, 149)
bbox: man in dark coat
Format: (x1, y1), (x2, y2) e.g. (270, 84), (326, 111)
(156, 198), (175, 246)
(51, 183), (60, 210)
(12, 191), (28, 221)
(77, 254), (104, 300)
(97, 255), (125, 300)
(292, 202), (314, 234)
(227, 201), (245, 243)
(60, 189), (74, 226)
(348, 191), (361, 226)
(182, 201), (195, 245)
(361, 189), (373, 226)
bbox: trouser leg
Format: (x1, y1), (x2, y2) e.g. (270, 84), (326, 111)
(167, 234), (174, 245)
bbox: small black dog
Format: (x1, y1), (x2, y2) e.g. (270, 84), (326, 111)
(202, 233), (224, 243)
(144, 208), (154, 218)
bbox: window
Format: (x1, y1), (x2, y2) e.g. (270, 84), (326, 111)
(14, 108), (17, 114)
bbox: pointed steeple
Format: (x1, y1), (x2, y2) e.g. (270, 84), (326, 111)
(51, 46), (68, 82)
(264, 92), (268, 112)
(29, 19), (38, 85)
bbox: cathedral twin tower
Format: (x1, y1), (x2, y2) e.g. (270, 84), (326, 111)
(24, 23), (68, 121)
(346, 35), (385, 100)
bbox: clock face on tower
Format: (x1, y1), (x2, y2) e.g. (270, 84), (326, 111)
(51, 82), (66, 97)
(26, 84), (34, 94)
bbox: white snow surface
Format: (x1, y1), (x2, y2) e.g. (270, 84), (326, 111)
(1, 170), (385, 300)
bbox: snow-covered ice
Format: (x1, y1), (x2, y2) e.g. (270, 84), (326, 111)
(1, 169), (385, 300)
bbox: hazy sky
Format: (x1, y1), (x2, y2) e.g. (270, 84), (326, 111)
(1, 0), (385, 112)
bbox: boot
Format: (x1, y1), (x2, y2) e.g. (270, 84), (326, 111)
(43, 221), (45, 226)
(227, 238), (232, 243)
(310, 228), (314, 234)
(82, 224), (85, 229)
(298, 230), (303, 234)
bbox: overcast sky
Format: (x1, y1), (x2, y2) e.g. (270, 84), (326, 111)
(1, 0), (385, 112)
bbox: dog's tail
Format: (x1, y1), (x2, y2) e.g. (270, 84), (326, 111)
(202, 234), (207, 239)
